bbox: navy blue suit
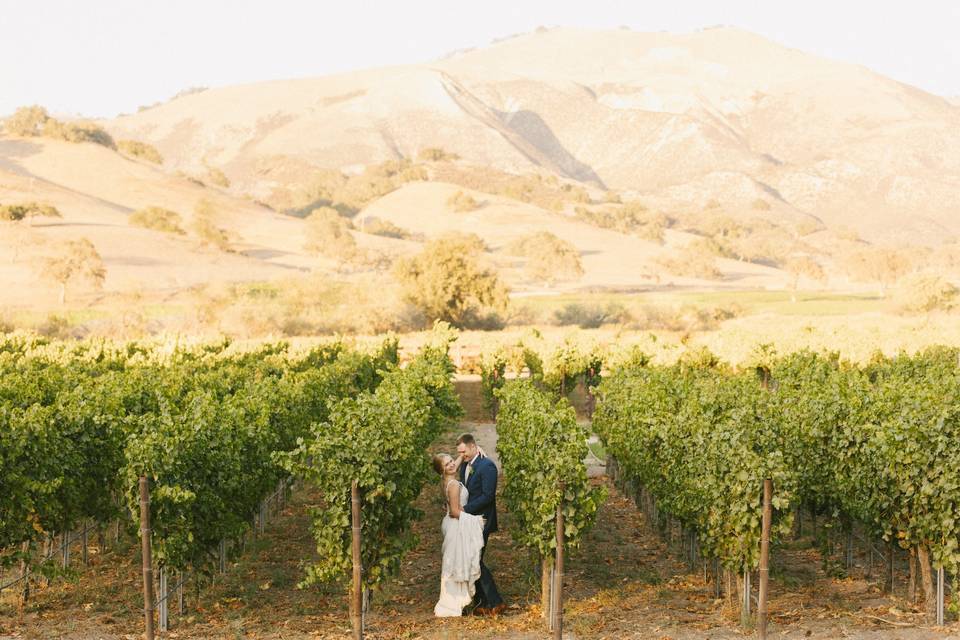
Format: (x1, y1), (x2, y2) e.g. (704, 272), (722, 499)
(460, 454), (503, 608)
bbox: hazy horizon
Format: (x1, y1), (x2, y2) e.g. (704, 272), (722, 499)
(1, 0), (958, 119)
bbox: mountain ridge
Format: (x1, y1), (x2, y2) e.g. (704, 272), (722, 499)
(102, 27), (960, 246)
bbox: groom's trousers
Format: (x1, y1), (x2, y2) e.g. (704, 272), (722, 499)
(475, 531), (504, 607)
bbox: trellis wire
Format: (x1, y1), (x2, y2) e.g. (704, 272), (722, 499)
(152, 477), (291, 631)
(0, 520), (100, 593)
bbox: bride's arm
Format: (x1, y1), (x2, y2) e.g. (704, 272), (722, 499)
(446, 481), (462, 519)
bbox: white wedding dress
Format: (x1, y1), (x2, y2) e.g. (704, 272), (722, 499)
(434, 479), (485, 617)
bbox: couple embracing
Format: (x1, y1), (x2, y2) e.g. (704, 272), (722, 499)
(431, 433), (506, 617)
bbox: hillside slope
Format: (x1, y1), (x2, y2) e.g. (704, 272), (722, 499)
(105, 26), (960, 245)
(0, 137), (316, 306)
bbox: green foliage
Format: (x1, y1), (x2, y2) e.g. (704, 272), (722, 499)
(542, 340), (589, 397)
(393, 235), (508, 328)
(281, 335), (462, 591)
(0, 336), (395, 577)
(596, 346), (960, 580)
(479, 348), (508, 418)
(478, 342), (545, 417)
(117, 139), (164, 164)
(495, 379), (606, 557)
(129, 206), (186, 235)
(594, 358), (796, 571)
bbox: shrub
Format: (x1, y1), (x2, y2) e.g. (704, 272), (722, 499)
(559, 182), (591, 203)
(446, 190), (480, 212)
(784, 256), (826, 299)
(39, 237), (106, 304)
(842, 247), (912, 295)
(206, 167), (230, 188)
(393, 235), (507, 327)
(629, 303), (739, 332)
(417, 147), (459, 162)
(129, 207), (186, 235)
(0, 201), (61, 222)
(43, 119), (116, 148)
(894, 274), (958, 312)
(118, 139), (163, 164)
(574, 202), (667, 243)
(4, 105), (50, 136)
(3, 105), (114, 148)
(657, 243), (723, 280)
(834, 226), (862, 242)
(362, 218), (413, 240)
(171, 86), (209, 100)
(304, 207), (358, 267)
(176, 171), (206, 187)
(553, 302), (629, 328)
(505, 231), (584, 286)
(752, 198), (772, 211)
(794, 219), (823, 236)
(191, 199), (232, 251)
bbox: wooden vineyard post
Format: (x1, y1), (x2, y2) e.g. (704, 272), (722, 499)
(139, 476), (155, 640)
(888, 541), (895, 594)
(350, 480), (363, 640)
(158, 567), (168, 632)
(553, 486), (565, 640)
(758, 478), (773, 639)
(541, 556), (553, 621)
(937, 566), (945, 626)
(18, 540), (30, 614)
(741, 567), (751, 627)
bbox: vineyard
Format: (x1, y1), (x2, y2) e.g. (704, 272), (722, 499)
(594, 345), (960, 628)
(0, 330), (461, 632)
(2, 330), (960, 638)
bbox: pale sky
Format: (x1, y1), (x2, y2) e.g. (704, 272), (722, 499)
(1, 0), (958, 118)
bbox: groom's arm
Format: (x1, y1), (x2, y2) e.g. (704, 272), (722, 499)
(463, 463), (496, 515)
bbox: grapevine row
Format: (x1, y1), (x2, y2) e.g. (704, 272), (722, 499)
(593, 346), (960, 618)
(0, 336), (397, 584)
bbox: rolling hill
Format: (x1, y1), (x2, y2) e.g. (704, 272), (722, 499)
(2, 26), (959, 334)
(105, 26), (960, 245)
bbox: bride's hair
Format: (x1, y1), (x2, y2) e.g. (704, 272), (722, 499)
(432, 453), (451, 476)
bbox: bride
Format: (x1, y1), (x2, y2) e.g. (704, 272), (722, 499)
(432, 453), (485, 617)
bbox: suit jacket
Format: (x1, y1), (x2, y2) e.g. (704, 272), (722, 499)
(460, 454), (498, 536)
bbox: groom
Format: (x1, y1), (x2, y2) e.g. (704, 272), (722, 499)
(456, 433), (505, 616)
